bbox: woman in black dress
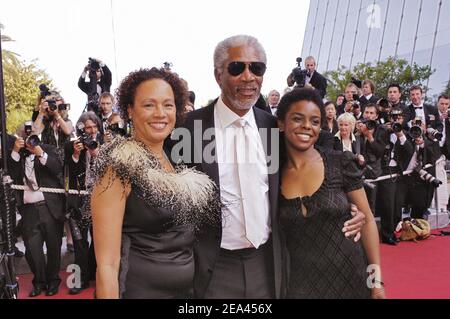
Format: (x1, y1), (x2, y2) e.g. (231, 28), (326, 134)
(277, 88), (385, 299)
(91, 68), (219, 298)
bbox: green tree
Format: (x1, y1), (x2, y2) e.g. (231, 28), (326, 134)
(324, 57), (434, 104)
(1, 23), (53, 133)
(444, 80), (450, 96)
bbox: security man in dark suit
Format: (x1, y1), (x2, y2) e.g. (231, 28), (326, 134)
(8, 127), (65, 297)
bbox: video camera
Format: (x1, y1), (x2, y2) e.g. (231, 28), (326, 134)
(88, 57), (101, 72)
(75, 122), (99, 150)
(21, 121), (41, 157)
(291, 57), (309, 88)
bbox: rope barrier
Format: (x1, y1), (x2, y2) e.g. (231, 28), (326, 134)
(10, 184), (89, 196)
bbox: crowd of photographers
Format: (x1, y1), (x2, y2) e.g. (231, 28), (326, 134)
(5, 55), (450, 297)
(285, 56), (449, 247)
(5, 58), (130, 297)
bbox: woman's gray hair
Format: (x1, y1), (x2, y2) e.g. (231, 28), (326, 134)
(213, 35), (267, 72)
(337, 112), (357, 132)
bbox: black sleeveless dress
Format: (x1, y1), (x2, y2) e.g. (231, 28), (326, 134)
(90, 137), (221, 299)
(119, 189), (194, 299)
(279, 147), (371, 299)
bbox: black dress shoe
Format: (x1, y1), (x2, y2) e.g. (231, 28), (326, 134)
(45, 285), (59, 296)
(381, 237), (397, 246)
(29, 286), (42, 298)
(68, 282), (89, 295)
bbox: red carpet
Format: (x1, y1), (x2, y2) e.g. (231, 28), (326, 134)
(17, 229), (450, 299)
(381, 228), (450, 299)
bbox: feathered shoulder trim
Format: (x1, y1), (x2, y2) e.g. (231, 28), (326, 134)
(89, 136), (221, 231)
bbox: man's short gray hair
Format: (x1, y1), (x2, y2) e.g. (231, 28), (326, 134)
(213, 35), (267, 72)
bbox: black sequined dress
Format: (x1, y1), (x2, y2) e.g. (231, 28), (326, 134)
(279, 147), (371, 299)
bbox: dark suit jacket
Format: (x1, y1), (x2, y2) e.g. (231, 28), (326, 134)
(174, 100), (286, 299)
(359, 126), (388, 179)
(359, 95), (378, 111)
(333, 134), (365, 155)
(78, 64), (112, 95)
(308, 71), (327, 98)
(8, 144), (65, 221)
(316, 130), (335, 150)
(322, 120), (339, 136)
(404, 104), (443, 132)
(380, 132), (414, 173)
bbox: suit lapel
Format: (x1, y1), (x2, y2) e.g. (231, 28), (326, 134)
(200, 102), (220, 189)
(253, 108), (279, 219)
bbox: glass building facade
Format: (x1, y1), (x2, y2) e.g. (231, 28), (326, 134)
(301, 0), (450, 97)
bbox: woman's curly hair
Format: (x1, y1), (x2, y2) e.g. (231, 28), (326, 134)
(115, 67), (188, 123)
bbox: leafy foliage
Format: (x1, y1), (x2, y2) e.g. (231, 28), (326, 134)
(324, 57), (434, 104)
(1, 23), (53, 133)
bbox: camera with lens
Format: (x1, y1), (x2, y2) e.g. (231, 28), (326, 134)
(426, 127), (443, 141)
(39, 84), (52, 99)
(409, 117), (423, 140)
(415, 167), (442, 188)
(88, 57), (100, 72)
(47, 98), (58, 112)
(21, 121), (41, 157)
(76, 122), (99, 150)
(343, 93), (361, 112)
(360, 118), (377, 130)
(388, 108), (404, 133)
(106, 121), (126, 137)
(291, 57), (308, 88)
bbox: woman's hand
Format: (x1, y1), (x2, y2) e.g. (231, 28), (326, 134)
(371, 286), (386, 299)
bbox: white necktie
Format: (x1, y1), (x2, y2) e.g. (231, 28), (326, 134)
(234, 118), (265, 248)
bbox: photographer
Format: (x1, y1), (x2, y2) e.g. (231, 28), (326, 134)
(376, 108), (414, 245)
(387, 83), (406, 110)
(436, 94), (450, 211)
(32, 90), (74, 163)
(404, 85), (443, 133)
(355, 104), (388, 213)
(78, 58), (112, 97)
(337, 83), (360, 117)
(78, 58), (112, 117)
(64, 111), (102, 294)
(96, 92), (127, 142)
(286, 56), (327, 98)
(8, 124), (65, 297)
(396, 117), (441, 220)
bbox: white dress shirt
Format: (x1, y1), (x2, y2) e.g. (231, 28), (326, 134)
(214, 97), (271, 250)
(388, 133), (407, 167)
(269, 105), (278, 116)
(11, 150), (47, 204)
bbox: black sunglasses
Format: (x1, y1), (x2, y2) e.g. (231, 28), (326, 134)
(227, 61), (267, 77)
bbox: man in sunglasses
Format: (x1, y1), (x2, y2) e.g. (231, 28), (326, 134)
(173, 35), (365, 299)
